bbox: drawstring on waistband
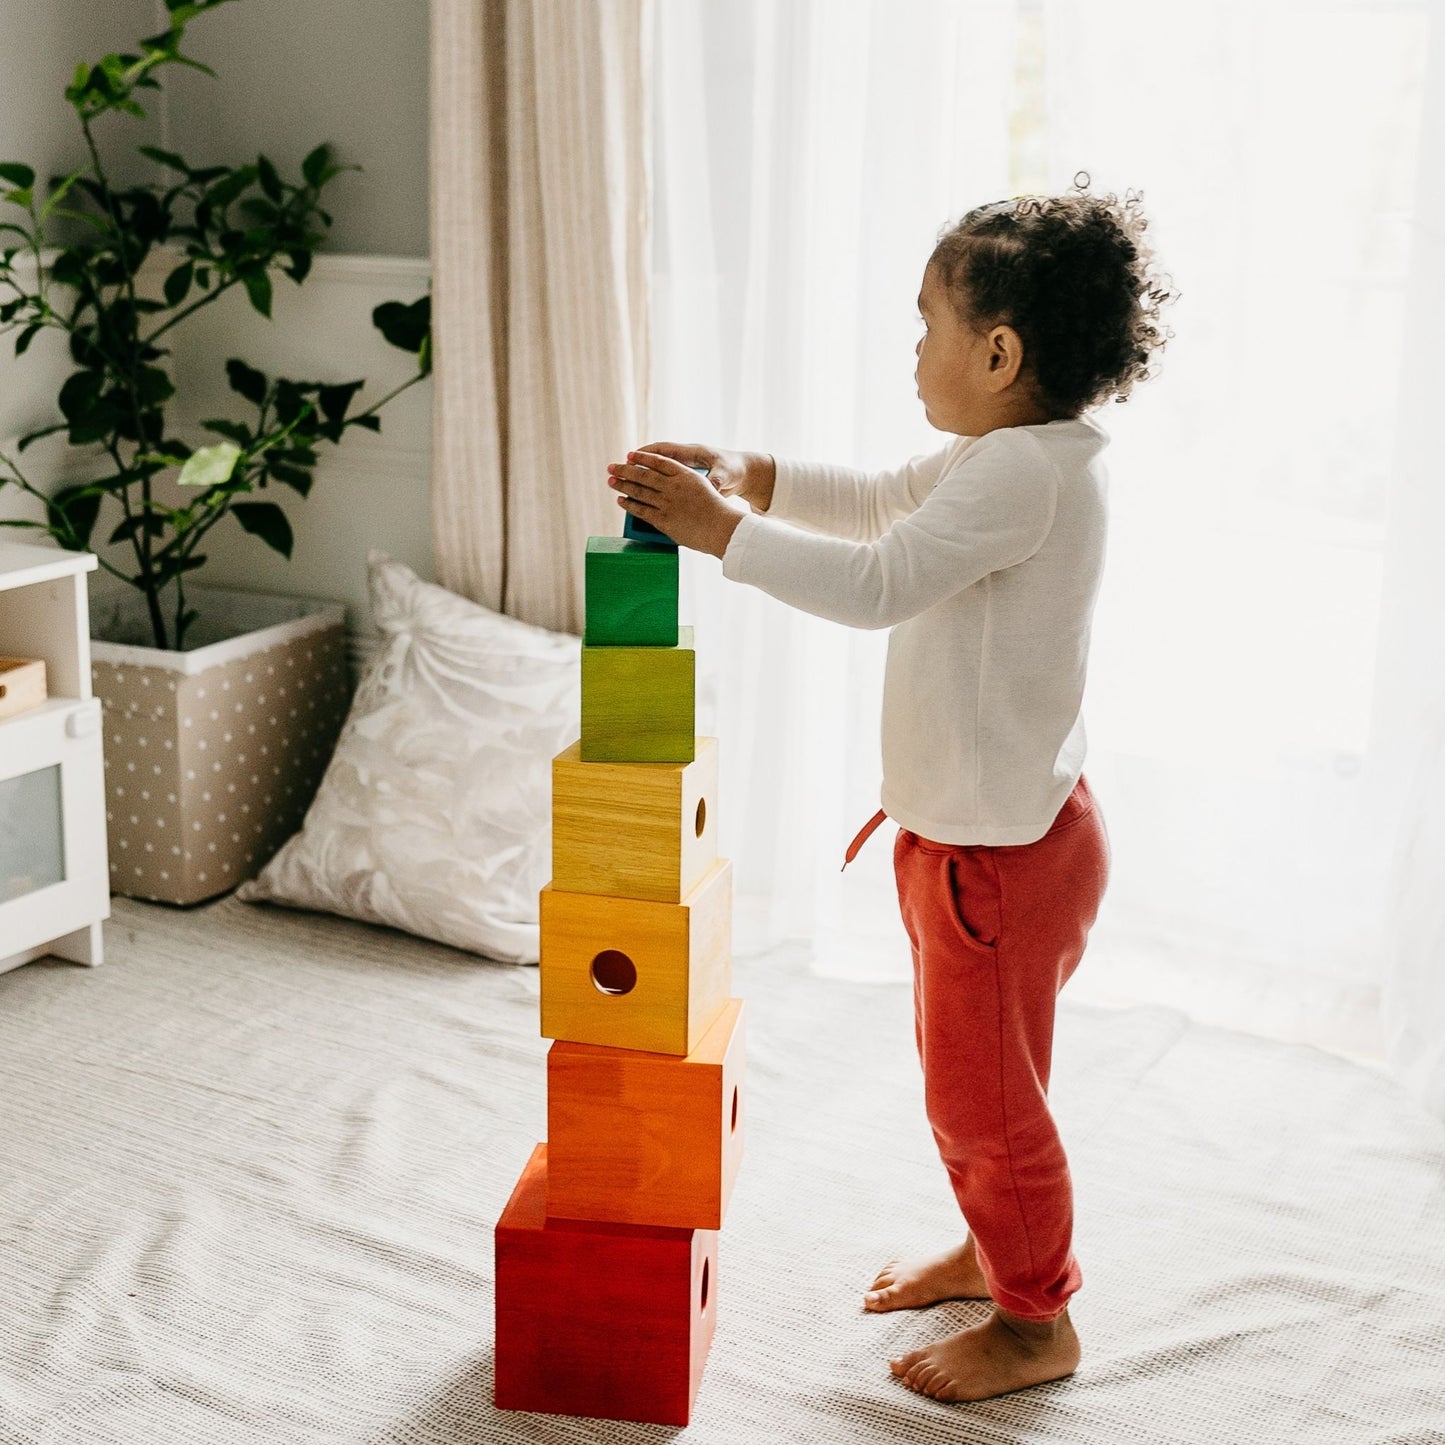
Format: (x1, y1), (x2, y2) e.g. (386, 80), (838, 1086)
(842, 807), (889, 870)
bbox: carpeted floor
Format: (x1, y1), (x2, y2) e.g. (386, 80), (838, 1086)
(1, 895), (1443, 1444)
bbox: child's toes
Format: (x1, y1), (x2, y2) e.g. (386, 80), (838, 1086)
(889, 1348), (924, 1378)
(864, 1283), (901, 1311)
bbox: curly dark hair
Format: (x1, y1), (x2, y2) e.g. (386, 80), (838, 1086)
(929, 173), (1178, 418)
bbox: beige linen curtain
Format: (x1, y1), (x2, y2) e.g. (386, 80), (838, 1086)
(429, 0), (652, 634)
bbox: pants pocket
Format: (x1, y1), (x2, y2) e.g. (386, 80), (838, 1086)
(946, 851), (1001, 953)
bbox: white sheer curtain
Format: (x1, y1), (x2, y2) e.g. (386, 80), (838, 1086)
(1037, 0), (1428, 1063)
(652, 0), (1017, 978)
(1379, 0), (1445, 1117)
(652, 0), (1442, 1085)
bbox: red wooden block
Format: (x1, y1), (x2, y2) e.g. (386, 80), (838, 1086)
(547, 998), (746, 1230)
(494, 1144), (718, 1426)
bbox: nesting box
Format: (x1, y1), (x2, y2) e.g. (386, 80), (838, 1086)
(581, 628), (695, 763)
(494, 1144), (718, 1426)
(551, 737), (717, 903)
(0, 657), (46, 722)
(539, 857), (731, 1056)
(583, 536), (679, 647)
(548, 998), (746, 1230)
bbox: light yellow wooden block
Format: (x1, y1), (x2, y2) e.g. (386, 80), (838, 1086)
(551, 738), (718, 904)
(540, 858), (732, 1056)
(0, 657), (46, 721)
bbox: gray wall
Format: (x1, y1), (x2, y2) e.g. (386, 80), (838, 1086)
(0, 1), (162, 192)
(0, 0), (430, 259)
(161, 0), (430, 257)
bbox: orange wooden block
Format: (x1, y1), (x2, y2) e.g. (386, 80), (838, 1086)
(548, 998), (746, 1230)
(494, 1144), (718, 1426)
(539, 857), (731, 1056)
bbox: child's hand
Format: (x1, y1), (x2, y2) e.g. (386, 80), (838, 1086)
(607, 449), (745, 557)
(628, 441), (775, 512)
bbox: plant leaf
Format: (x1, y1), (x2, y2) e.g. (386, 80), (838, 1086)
(14, 322), (41, 355)
(200, 417), (252, 446)
(241, 267), (272, 318)
(135, 365), (176, 405)
(139, 145), (190, 174)
(178, 441), (241, 488)
(372, 295), (430, 354)
(109, 512), (168, 545)
(224, 358), (268, 405)
(0, 163), (35, 189)
(318, 380), (363, 425)
(257, 154), (282, 203)
(205, 166), (257, 211)
(302, 144), (330, 189)
(40, 169), (83, 221)
(58, 369), (105, 423)
(163, 259), (193, 306)
(48, 487), (102, 549)
(17, 422), (67, 452)
(231, 500), (293, 557)
(265, 462), (313, 496)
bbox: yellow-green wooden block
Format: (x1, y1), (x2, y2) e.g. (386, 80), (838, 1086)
(581, 628), (695, 763)
(584, 536), (679, 647)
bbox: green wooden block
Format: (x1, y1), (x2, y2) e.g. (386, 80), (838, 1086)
(583, 536), (679, 647)
(581, 627), (696, 762)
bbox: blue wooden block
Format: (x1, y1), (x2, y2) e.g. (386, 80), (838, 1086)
(620, 466), (709, 548)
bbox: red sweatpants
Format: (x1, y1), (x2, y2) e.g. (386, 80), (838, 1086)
(890, 775), (1110, 1322)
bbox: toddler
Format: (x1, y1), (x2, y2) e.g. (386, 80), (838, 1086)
(607, 177), (1175, 1404)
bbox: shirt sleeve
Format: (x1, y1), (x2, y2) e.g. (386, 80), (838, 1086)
(722, 430), (1059, 630)
(764, 442), (964, 542)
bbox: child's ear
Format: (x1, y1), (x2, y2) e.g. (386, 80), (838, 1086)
(987, 325), (1026, 387)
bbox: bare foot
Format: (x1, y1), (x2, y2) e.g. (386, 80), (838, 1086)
(889, 1306), (1081, 1402)
(863, 1236), (991, 1311)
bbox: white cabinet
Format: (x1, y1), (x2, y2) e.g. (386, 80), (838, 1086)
(0, 541), (109, 972)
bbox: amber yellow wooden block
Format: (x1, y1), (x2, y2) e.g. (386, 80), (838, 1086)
(548, 999), (745, 1230)
(539, 858), (732, 1056)
(581, 628), (695, 763)
(551, 738), (718, 904)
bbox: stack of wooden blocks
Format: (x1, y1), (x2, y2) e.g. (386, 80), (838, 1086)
(494, 523), (745, 1427)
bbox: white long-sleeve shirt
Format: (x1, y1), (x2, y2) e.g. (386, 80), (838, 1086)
(720, 417), (1110, 845)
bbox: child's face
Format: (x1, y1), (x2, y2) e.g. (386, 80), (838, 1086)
(914, 262), (1036, 434)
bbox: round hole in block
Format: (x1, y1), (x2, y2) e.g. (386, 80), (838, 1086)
(730, 1085), (739, 1134)
(695, 797), (707, 838)
(590, 948), (637, 996)
(699, 1256), (710, 1313)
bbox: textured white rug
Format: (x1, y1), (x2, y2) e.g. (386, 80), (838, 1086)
(1, 895), (1443, 1444)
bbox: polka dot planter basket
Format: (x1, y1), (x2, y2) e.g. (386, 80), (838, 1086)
(89, 586), (351, 906)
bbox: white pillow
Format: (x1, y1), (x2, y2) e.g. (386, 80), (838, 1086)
(238, 552), (580, 963)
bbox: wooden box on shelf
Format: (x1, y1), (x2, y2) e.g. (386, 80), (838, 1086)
(0, 657), (46, 721)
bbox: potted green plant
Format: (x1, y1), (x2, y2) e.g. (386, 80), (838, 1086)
(0, 0), (432, 904)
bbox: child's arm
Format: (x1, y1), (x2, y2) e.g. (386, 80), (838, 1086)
(720, 432), (1058, 630)
(624, 440), (962, 541)
(609, 431), (1057, 630)
(766, 444), (966, 543)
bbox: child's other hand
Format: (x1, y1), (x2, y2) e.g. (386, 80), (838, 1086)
(626, 441), (776, 512)
(607, 448), (744, 558)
